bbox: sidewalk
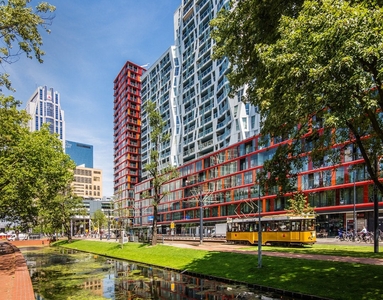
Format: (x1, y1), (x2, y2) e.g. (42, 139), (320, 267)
(162, 239), (383, 266)
(0, 242), (35, 300)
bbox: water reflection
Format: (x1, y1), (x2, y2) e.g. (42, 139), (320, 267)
(22, 247), (290, 300)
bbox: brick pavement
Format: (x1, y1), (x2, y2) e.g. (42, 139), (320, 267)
(0, 241), (41, 300)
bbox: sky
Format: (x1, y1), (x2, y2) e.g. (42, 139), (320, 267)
(4, 0), (181, 197)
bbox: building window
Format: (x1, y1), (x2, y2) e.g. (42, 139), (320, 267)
(242, 117), (248, 130)
(234, 105), (238, 118)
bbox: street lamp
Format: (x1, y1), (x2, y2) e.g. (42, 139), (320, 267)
(199, 187), (203, 245)
(107, 209), (111, 240)
(353, 169), (357, 240)
(186, 180), (206, 245)
(257, 185), (262, 268)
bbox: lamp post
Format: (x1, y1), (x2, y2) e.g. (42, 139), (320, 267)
(107, 209), (111, 240)
(199, 187), (203, 245)
(353, 169), (357, 241)
(258, 187), (262, 268)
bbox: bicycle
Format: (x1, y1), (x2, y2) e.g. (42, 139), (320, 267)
(356, 232), (373, 243)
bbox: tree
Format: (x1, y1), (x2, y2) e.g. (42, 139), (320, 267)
(0, 120), (76, 230)
(143, 101), (179, 246)
(211, 0), (305, 101)
(39, 188), (85, 242)
(211, 0), (383, 194)
(0, 1), (78, 235)
(285, 192), (315, 216)
(92, 209), (107, 234)
(0, 0), (55, 89)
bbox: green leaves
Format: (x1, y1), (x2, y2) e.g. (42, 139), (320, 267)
(0, 97), (75, 228)
(285, 191), (315, 216)
(0, 0), (55, 89)
(212, 0), (383, 194)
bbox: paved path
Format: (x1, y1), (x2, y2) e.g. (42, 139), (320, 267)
(163, 240), (383, 266)
(0, 242), (34, 300)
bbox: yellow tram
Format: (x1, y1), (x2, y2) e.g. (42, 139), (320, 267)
(226, 214), (316, 246)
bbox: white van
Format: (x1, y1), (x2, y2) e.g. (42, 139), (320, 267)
(8, 233), (28, 241)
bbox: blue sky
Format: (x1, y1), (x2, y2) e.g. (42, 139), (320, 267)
(4, 0), (181, 197)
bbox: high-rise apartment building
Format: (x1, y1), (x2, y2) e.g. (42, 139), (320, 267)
(25, 86), (65, 148)
(113, 61), (145, 220)
(131, 0), (382, 236)
(141, 47), (180, 179)
(65, 140), (94, 168)
(140, 0), (259, 181)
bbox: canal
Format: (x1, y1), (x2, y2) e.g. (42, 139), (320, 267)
(22, 247), (293, 299)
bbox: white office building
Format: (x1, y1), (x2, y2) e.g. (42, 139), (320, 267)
(25, 86), (65, 148)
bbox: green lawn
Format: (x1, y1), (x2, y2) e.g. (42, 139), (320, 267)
(57, 240), (383, 300)
(243, 243), (383, 259)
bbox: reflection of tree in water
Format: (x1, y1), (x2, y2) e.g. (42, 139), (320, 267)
(26, 248), (283, 300)
(26, 248), (109, 300)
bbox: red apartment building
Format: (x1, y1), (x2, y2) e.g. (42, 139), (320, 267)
(113, 61), (145, 225)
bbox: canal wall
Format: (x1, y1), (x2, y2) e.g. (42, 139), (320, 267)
(8, 238), (50, 247)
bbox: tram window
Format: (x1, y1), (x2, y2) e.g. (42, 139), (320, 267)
(278, 221), (289, 231)
(291, 221), (300, 231)
(307, 219), (315, 230)
(302, 219), (315, 231)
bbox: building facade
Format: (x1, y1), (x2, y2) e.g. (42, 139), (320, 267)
(72, 166), (103, 199)
(139, 0), (260, 180)
(173, 0), (259, 165)
(127, 0), (383, 236)
(135, 134), (383, 236)
(141, 47), (180, 180)
(65, 140), (94, 168)
(132, 0), (260, 231)
(25, 86), (65, 148)
(113, 61), (145, 222)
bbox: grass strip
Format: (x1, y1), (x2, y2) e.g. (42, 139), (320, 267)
(57, 240), (383, 300)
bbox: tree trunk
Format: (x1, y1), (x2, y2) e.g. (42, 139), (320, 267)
(151, 204), (158, 246)
(64, 224), (72, 243)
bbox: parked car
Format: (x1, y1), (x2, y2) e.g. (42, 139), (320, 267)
(8, 233), (28, 241)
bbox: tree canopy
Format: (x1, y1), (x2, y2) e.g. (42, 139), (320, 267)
(0, 1), (78, 233)
(211, 0), (383, 195)
(39, 188), (84, 241)
(285, 192), (315, 216)
(0, 107), (76, 229)
(92, 209), (107, 232)
(0, 0), (55, 89)
(144, 101), (179, 245)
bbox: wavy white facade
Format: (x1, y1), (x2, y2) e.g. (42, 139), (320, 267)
(140, 0), (260, 180)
